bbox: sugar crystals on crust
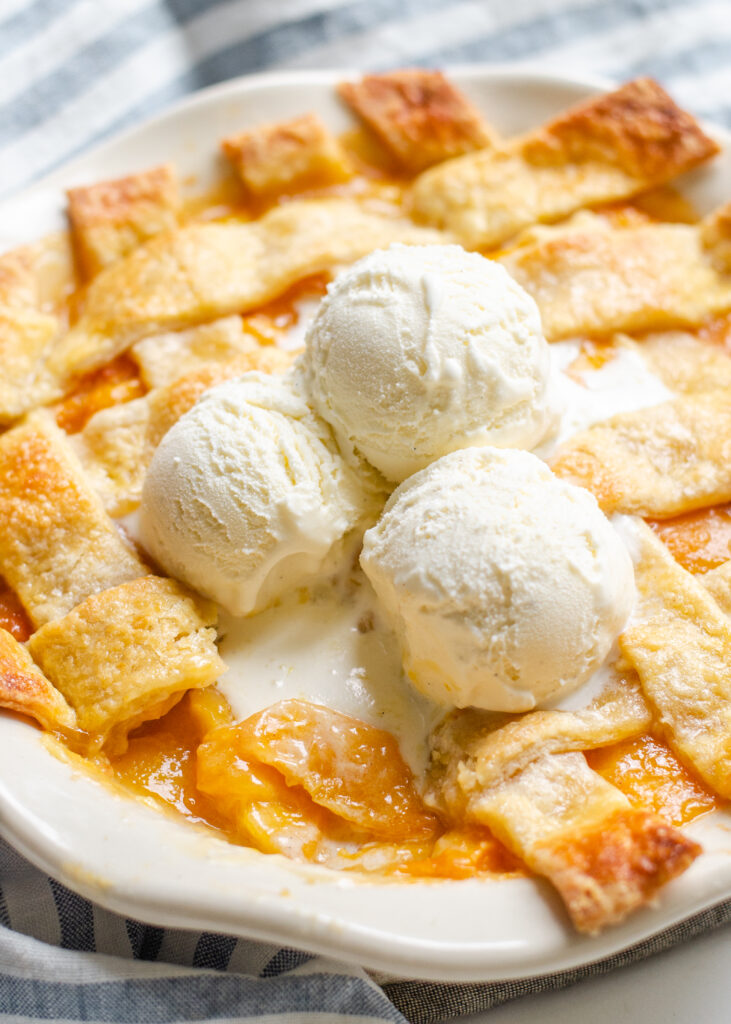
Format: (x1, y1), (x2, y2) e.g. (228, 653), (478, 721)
(339, 69), (494, 172)
(500, 208), (731, 340)
(0, 626), (76, 732)
(0, 411), (146, 626)
(552, 393), (731, 518)
(621, 521), (731, 799)
(427, 684), (698, 934)
(67, 164), (179, 278)
(28, 575), (224, 751)
(411, 78), (718, 248)
(222, 113), (352, 195)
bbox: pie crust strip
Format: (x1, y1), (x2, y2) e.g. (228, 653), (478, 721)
(66, 164), (179, 278)
(0, 626), (76, 731)
(499, 206), (731, 340)
(427, 678), (650, 814)
(551, 392), (731, 518)
(476, 752), (699, 935)
(0, 233), (76, 423)
(130, 315), (293, 389)
(338, 70), (494, 172)
(620, 520), (731, 798)
(622, 330), (731, 396)
(410, 78), (718, 248)
(0, 308), (60, 424)
(28, 575), (223, 751)
(702, 559), (731, 616)
(221, 113), (352, 195)
(47, 198), (448, 385)
(427, 688), (697, 934)
(0, 232), (75, 311)
(0, 411), (147, 627)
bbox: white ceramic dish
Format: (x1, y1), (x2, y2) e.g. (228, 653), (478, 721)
(1, 68), (730, 983)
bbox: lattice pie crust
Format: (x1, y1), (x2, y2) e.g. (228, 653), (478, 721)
(0, 71), (729, 936)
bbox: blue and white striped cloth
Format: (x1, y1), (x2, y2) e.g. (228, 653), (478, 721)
(2, 1), (731, 1020)
(2, 0), (731, 196)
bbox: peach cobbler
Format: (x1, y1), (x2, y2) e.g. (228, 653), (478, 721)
(2, 70), (731, 937)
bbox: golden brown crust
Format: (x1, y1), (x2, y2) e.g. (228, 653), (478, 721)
(338, 70), (493, 172)
(551, 393), (731, 518)
(0, 232), (75, 312)
(131, 316), (293, 389)
(67, 164), (179, 278)
(700, 200), (731, 273)
(0, 627), (76, 731)
(48, 199), (448, 382)
(68, 397), (151, 518)
(0, 251), (38, 309)
(0, 308), (61, 424)
(0, 232), (78, 423)
(524, 77), (718, 180)
(427, 675), (698, 932)
(702, 559), (731, 615)
(532, 808), (701, 934)
(629, 330), (731, 395)
(0, 411), (146, 626)
(222, 113), (352, 195)
(427, 673), (651, 819)
(457, 747), (696, 934)
(410, 78), (718, 248)
(28, 575), (223, 749)
(500, 213), (731, 340)
(620, 521), (731, 798)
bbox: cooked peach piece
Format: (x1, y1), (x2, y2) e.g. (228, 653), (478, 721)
(197, 727), (360, 858)
(232, 699), (439, 840)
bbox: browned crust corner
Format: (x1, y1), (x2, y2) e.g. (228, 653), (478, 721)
(66, 164), (178, 229)
(338, 69), (493, 171)
(66, 164), (179, 278)
(0, 627), (76, 731)
(532, 808), (701, 935)
(220, 112), (352, 195)
(528, 77), (719, 180)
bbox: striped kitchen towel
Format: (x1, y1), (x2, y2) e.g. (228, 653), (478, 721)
(1, 0), (730, 196)
(1, 1), (731, 1021)
(3, 838), (731, 1023)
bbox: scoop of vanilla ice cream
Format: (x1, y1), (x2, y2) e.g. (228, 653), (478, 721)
(140, 372), (384, 616)
(360, 447), (635, 712)
(300, 244), (554, 482)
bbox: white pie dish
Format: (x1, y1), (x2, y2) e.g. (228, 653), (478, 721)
(0, 67), (730, 983)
